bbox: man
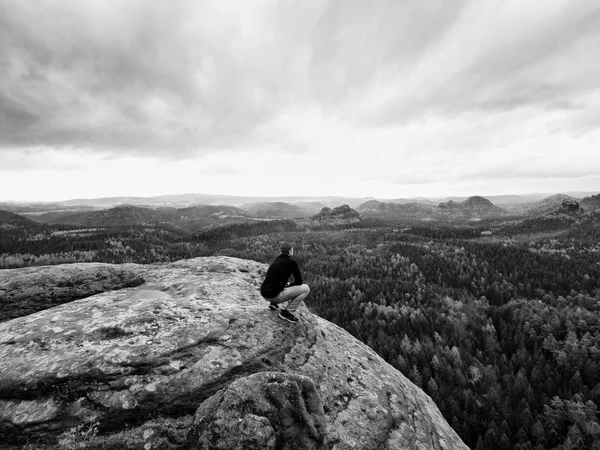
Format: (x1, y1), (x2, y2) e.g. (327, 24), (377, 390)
(260, 242), (310, 324)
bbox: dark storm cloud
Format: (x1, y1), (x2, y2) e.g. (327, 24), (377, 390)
(1, 0), (599, 159)
(0, 0), (295, 155)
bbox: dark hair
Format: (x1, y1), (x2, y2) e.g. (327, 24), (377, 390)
(280, 242), (293, 254)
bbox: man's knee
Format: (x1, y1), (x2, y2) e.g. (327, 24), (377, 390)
(302, 284), (310, 294)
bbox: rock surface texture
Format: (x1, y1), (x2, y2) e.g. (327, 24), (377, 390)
(0, 256), (469, 449)
(0, 263), (145, 322)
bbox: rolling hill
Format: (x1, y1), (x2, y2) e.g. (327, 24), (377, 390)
(581, 193), (600, 212)
(358, 196), (506, 220)
(30, 204), (250, 229)
(0, 210), (38, 227)
(357, 200), (436, 217)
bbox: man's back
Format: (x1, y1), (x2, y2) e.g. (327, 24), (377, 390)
(260, 254), (302, 299)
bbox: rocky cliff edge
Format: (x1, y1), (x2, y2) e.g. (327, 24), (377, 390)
(0, 256), (468, 449)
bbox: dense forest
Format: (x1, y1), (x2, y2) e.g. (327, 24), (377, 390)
(1, 213), (600, 449)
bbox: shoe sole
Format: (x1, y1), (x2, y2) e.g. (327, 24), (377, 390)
(269, 305), (279, 311)
(278, 313), (298, 324)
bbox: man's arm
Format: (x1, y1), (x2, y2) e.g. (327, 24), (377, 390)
(290, 259), (303, 286)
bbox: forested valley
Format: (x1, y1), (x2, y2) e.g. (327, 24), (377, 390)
(1, 214), (600, 449)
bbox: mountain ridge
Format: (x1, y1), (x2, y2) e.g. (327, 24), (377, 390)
(3, 191), (598, 210)
(3, 192), (599, 228)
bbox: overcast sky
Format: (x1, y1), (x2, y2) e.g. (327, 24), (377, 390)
(1, 0), (599, 202)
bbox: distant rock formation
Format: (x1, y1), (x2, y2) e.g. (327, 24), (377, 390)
(558, 199), (583, 213)
(541, 198), (587, 222)
(525, 194), (580, 216)
(437, 196), (506, 218)
(311, 204), (360, 223)
(0, 257), (467, 449)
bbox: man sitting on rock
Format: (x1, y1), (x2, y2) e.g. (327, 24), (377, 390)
(260, 242), (310, 324)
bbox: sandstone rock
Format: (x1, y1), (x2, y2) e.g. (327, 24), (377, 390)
(185, 372), (326, 450)
(311, 205), (360, 223)
(559, 198), (582, 213)
(0, 263), (145, 322)
(0, 256), (469, 449)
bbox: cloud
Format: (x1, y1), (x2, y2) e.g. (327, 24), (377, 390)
(0, 0), (314, 155)
(3, 0), (599, 153)
(354, 0), (600, 125)
(1, 0), (599, 201)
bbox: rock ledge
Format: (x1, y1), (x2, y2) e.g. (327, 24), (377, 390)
(0, 257), (468, 449)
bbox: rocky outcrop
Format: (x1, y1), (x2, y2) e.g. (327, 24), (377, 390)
(311, 205), (360, 223)
(437, 196), (506, 219)
(537, 198), (588, 225)
(0, 257), (468, 449)
(558, 199), (583, 213)
(524, 194), (579, 216)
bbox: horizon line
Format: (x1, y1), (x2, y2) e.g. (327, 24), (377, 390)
(1, 190), (598, 205)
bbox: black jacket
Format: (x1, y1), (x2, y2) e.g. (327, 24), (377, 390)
(260, 254), (303, 298)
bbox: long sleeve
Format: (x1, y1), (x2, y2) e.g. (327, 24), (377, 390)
(290, 259), (303, 286)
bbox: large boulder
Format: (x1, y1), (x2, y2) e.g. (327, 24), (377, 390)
(0, 257), (469, 449)
(185, 372), (326, 450)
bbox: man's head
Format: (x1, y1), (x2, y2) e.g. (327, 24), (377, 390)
(280, 242), (294, 255)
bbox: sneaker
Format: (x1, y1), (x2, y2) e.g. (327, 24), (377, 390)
(278, 309), (299, 324)
(268, 303), (279, 311)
